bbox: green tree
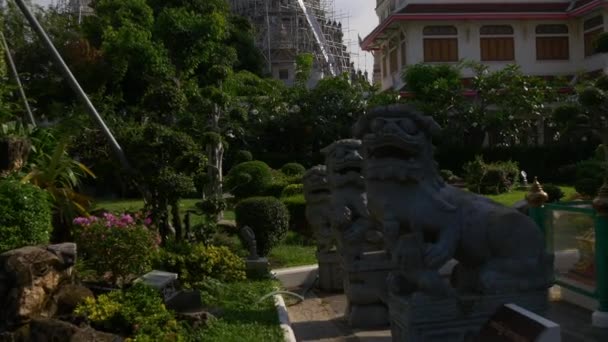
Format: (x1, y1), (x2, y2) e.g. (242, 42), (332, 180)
(553, 75), (608, 181)
(401, 61), (558, 147)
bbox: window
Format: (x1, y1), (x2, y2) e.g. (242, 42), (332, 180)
(389, 48), (398, 74)
(584, 16), (604, 57)
(279, 69), (289, 80)
(479, 25), (514, 61)
(423, 26), (458, 62)
(400, 32), (407, 66)
(536, 24), (569, 60)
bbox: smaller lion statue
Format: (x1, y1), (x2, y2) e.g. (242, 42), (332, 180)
(303, 165), (335, 253)
(321, 139), (383, 263)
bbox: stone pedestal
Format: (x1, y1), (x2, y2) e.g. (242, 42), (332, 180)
(245, 258), (269, 278)
(317, 251), (343, 292)
(344, 250), (393, 329)
(389, 290), (549, 342)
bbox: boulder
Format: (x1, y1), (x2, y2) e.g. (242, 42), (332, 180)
(0, 319), (122, 342)
(0, 244), (76, 330)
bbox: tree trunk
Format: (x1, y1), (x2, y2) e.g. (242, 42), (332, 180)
(204, 104), (225, 221)
(171, 199), (182, 241)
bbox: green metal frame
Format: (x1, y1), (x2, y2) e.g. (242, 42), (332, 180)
(530, 202), (608, 312)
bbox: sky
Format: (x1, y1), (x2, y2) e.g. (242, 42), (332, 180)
(333, 0), (377, 76)
(32, 0), (378, 75)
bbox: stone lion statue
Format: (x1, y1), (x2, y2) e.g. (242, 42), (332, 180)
(321, 139), (383, 262)
(303, 165), (335, 253)
(353, 104), (553, 296)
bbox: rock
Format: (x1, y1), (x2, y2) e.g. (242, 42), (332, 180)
(0, 319), (123, 342)
(176, 311), (215, 329)
(0, 246), (75, 330)
(52, 285), (94, 317)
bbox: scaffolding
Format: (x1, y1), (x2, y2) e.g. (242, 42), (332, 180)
(229, 0), (354, 85)
(51, 0), (93, 23)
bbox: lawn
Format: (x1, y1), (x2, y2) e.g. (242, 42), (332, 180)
(193, 280), (284, 342)
(268, 231), (317, 269)
(485, 185), (577, 207)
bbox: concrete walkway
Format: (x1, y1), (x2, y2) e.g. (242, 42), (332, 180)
(285, 286), (608, 342)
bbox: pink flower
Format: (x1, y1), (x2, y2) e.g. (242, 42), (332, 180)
(120, 214), (134, 226)
(144, 217), (152, 226)
(73, 217), (89, 226)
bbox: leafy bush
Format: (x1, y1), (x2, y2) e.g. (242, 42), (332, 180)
(280, 162), (306, 176)
(574, 159), (606, 197)
(153, 243), (246, 287)
(281, 195), (310, 237)
(0, 180), (52, 252)
(281, 184), (303, 197)
(224, 161), (273, 200)
(463, 156), (519, 194)
(74, 283), (184, 341)
(235, 197), (289, 256)
(543, 184), (565, 203)
(73, 212), (158, 286)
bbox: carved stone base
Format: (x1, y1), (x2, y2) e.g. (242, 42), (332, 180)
(344, 250), (393, 328)
(317, 251), (343, 292)
(349, 303), (389, 329)
(389, 290), (549, 342)
(245, 258), (269, 278)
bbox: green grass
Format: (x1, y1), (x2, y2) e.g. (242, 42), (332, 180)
(485, 185), (576, 207)
(268, 231), (317, 269)
(193, 280), (284, 342)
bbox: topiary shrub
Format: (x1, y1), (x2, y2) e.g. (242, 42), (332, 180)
(263, 169), (302, 198)
(281, 184), (304, 197)
(280, 162), (306, 176)
(0, 180), (52, 253)
(543, 184), (565, 203)
(235, 196), (289, 256)
(234, 150), (253, 164)
(574, 159), (606, 197)
(463, 156), (519, 194)
(281, 194), (310, 237)
(153, 243), (246, 287)
(74, 283), (184, 340)
(224, 161), (273, 200)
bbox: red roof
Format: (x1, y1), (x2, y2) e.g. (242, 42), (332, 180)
(401, 3), (570, 14)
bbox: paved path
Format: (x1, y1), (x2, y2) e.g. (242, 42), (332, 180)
(286, 286), (608, 342)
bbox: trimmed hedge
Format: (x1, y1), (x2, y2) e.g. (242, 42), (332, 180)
(224, 161), (273, 200)
(235, 197), (289, 256)
(0, 180), (52, 253)
(281, 195), (310, 237)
